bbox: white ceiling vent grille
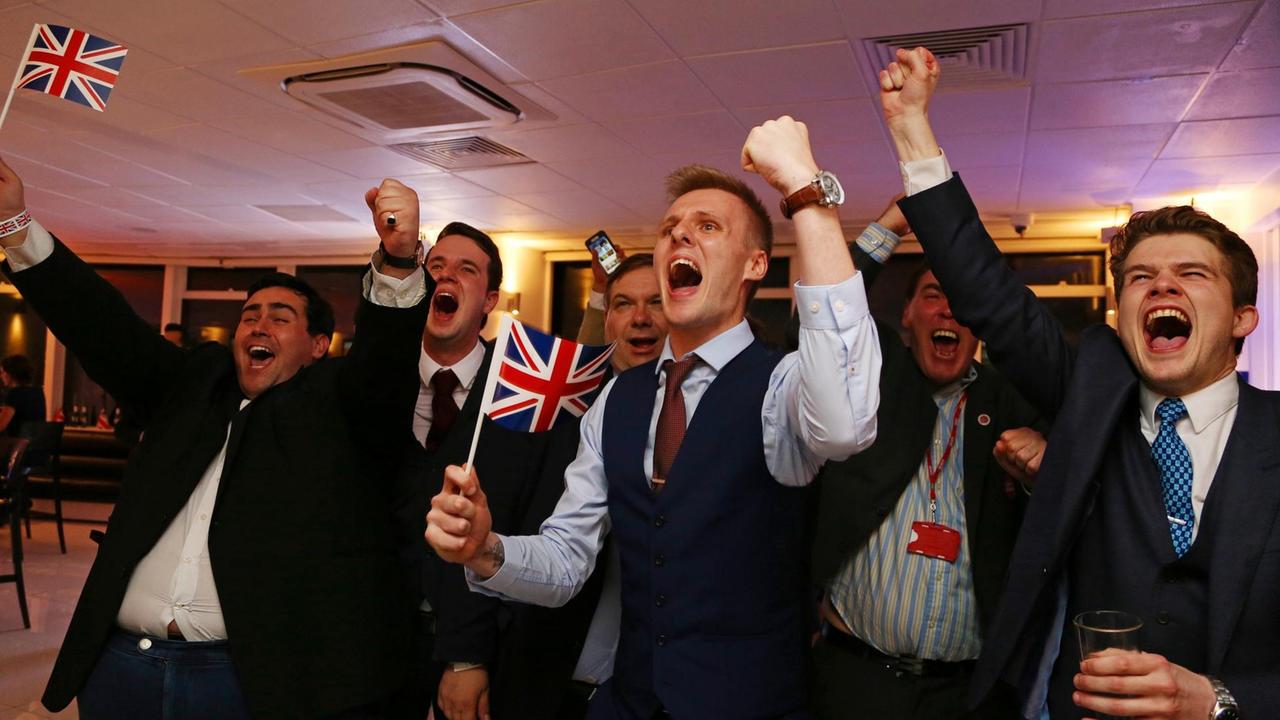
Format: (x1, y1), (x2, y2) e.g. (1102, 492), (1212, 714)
(862, 23), (1029, 87)
(389, 136), (533, 171)
(282, 63), (523, 141)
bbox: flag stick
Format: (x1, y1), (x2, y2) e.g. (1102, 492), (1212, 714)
(0, 24), (40, 132)
(462, 314), (512, 474)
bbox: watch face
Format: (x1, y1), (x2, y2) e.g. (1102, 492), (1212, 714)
(818, 171), (845, 207)
(1217, 709), (1240, 720)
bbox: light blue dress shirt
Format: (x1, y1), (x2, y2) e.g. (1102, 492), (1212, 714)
(468, 273), (881, 607)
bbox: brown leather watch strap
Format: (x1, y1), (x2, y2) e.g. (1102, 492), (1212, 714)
(780, 182), (823, 219)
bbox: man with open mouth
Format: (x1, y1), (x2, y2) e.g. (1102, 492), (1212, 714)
(426, 116), (883, 718)
(807, 198), (1045, 720)
(881, 47), (1272, 720)
(0, 157), (429, 719)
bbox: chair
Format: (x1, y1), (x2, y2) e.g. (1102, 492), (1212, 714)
(0, 435), (32, 628)
(19, 421), (66, 554)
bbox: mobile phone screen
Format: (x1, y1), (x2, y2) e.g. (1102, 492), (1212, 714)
(586, 230), (622, 275)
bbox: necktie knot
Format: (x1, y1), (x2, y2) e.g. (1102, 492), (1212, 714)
(1156, 397), (1187, 425)
(432, 369), (460, 396)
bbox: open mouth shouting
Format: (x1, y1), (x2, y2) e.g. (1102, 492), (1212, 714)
(625, 332), (660, 358)
(668, 258), (703, 297)
(432, 290), (460, 323)
(246, 344), (276, 369)
(931, 328), (960, 359)
(1145, 306), (1192, 352)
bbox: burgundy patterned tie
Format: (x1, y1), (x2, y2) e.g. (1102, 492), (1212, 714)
(652, 356), (698, 492)
(423, 369), (460, 453)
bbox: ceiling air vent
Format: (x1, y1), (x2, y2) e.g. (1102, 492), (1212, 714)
(389, 136), (533, 171)
(862, 23), (1029, 87)
(282, 62), (523, 142)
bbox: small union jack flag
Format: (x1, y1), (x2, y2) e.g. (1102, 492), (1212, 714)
(479, 315), (613, 433)
(17, 24), (127, 112)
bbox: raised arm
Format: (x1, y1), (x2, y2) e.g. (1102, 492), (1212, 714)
(879, 48), (1076, 418)
(0, 156), (183, 422)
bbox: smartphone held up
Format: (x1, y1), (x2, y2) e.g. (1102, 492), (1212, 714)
(586, 230), (622, 275)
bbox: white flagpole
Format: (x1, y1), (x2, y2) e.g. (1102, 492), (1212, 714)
(0, 24), (41, 133)
(462, 313), (512, 474)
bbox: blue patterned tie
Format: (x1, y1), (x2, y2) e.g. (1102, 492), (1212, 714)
(1151, 398), (1194, 556)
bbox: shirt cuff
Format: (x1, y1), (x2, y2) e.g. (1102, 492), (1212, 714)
(588, 290), (605, 311)
(465, 534), (523, 596)
(793, 273), (869, 331)
(899, 150), (952, 196)
(2, 219), (55, 271)
(362, 253), (428, 308)
(856, 222), (902, 264)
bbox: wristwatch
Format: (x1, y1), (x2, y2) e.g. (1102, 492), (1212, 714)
(1206, 676), (1239, 720)
(379, 240), (423, 269)
(779, 170), (845, 219)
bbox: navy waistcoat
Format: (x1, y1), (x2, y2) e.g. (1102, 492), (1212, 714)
(600, 340), (809, 719)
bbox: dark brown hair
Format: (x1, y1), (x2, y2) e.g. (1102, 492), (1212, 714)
(1109, 205), (1257, 354)
(436, 221), (503, 293)
(605, 253), (656, 305)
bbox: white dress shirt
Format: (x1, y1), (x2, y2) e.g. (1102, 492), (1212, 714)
(1138, 372), (1239, 542)
(411, 341), (485, 447)
(469, 274), (881, 607)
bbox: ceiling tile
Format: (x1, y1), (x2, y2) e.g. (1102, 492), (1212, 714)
(953, 165), (1021, 213)
(606, 111), (746, 157)
(423, 0), (529, 17)
(309, 147), (444, 178)
(1025, 124), (1175, 167)
(1184, 67), (1280, 120)
(1044, 0), (1233, 20)
(431, 195), (541, 224)
(450, 0), (673, 81)
(0, 152), (106, 191)
(929, 87), (1030, 134)
(302, 174), (494, 207)
(453, 164), (583, 194)
(732, 98), (884, 148)
(538, 62), (722, 122)
(1136, 153), (1280, 194)
(486, 124), (638, 163)
(935, 131), (1026, 168)
(220, 0), (437, 45)
(206, 110), (372, 156)
(1162, 116), (1280, 157)
(1031, 75), (1206, 129)
(123, 67), (289, 121)
(1036, 2), (1256, 82)
(506, 189), (643, 227)
(834, 0), (1043, 38)
(143, 125), (353, 183)
(546, 157), (670, 217)
(72, 186), (173, 209)
(688, 42), (867, 108)
(41, 0), (295, 64)
(631, 0), (845, 56)
(1220, 0), (1280, 70)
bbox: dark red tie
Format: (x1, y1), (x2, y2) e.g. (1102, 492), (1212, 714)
(424, 369), (460, 453)
(653, 356), (698, 491)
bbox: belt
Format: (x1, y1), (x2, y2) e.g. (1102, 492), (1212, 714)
(820, 624), (976, 678)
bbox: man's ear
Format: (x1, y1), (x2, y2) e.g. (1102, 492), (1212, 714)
(483, 290), (500, 315)
(1233, 304), (1259, 341)
(745, 249), (767, 283)
(311, 334), (332, 359)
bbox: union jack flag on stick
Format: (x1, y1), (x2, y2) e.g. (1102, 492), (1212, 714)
(0, 24), (128, 131)
(462, 314), (613, 470)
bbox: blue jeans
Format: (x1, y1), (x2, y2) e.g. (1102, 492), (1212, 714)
(78, 631), (251, 720)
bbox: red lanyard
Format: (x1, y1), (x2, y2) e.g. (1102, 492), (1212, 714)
(925, 392), (967, 519)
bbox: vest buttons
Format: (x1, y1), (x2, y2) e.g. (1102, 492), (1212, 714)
(137, 638), (152, 651)
(1156, 610), (1171, 625)
(654, 514), (666, 528)
(655, 594), (667, 608)
(654, 553), (665, 567)
(656, 634), (667, 647)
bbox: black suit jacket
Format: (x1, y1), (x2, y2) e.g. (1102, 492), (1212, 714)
(811, 244), (1038, 636)
(11, 239), (424, 719)
(900, 176), (1280, 714)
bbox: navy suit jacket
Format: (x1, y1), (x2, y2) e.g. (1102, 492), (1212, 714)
(899, 176), (1280, 715)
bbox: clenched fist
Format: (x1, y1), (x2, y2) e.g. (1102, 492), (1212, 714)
(0, 156), (30, 247)
(740, 116), (821, 196)
(364, 178), (420, 258)
(878, 46), (940, 126)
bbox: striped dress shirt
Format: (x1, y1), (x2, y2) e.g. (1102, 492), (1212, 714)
(829, 366), (982, 661)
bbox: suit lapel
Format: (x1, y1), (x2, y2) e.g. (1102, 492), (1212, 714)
(1205, 381), (1280, 670)
(962, 369), (997, 547)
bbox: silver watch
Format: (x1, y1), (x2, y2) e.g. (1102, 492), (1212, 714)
(1207, 676), (1239, 720)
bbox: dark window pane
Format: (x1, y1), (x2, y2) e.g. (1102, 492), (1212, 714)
(296, 265), (366, 356)
(0, 295), (48, 384)
(762, 257), (790, 288)
(183, 299), (244, 346)
(1039, 297), (1107, 348)
(97, 265), (165, 325)
(187, 267), (274, 292)
(1005, 253), (1105, 286)
(551, 261), (592, 338)
(748, 298), (792, 352)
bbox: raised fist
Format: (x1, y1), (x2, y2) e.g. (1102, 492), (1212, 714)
(878, 46), (940, 126)
(0, 156), (26, 221)
(741, 116), (821, 196)
(364, 178), (420, 258)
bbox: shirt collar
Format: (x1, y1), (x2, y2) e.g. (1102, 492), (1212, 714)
(1138, 371), (1239, 435)
(420, 340), (486, 391)
(932, 363), (978, 405)
(654, 319), (754, 375)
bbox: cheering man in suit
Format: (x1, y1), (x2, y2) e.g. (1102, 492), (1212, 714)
(878, 47), (1272, 720)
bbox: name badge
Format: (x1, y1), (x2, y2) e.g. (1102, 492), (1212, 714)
(907, 521), (961, 563)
